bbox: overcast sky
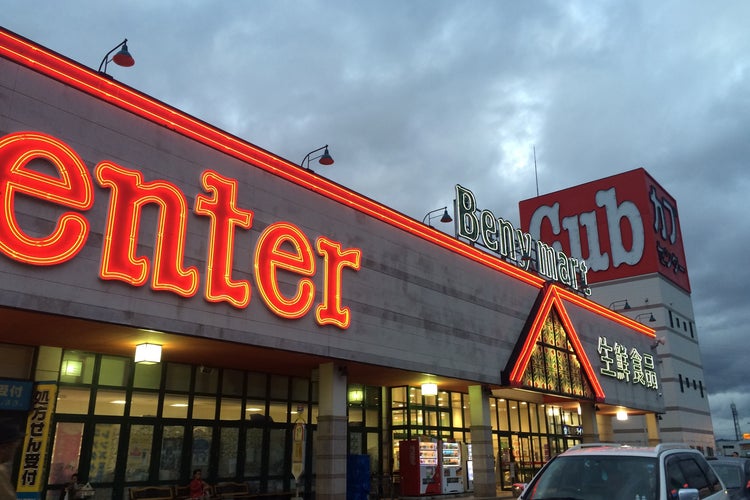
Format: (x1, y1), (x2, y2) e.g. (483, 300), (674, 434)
(4, 1), (749, 440)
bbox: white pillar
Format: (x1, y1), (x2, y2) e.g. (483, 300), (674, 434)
(316, 363), (348, 500)
(469, 385), (496, 498)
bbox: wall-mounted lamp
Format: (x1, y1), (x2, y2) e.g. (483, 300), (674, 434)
(300, 145), (334, 171)
(134, 343), (162, 364)
(616, 409), (628, 421)
(421, 383), (438, 396)
(422, 207), (453, 227)
(98, 39), (135, 75)
(609, 299), (631, 311)
(635, 312), (656, 323)
(348, 387), (364, 403)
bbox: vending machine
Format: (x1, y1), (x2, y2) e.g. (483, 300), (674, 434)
(461, 442), (474, 492)
(442, 440), (464, 493)
(398, 437), (442, 496)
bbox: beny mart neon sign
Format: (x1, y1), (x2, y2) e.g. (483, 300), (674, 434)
(0, 131), (362, 329)
(454, 185), (591, 295)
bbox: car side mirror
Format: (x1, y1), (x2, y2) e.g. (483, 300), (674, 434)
(677, 488), (700, 500)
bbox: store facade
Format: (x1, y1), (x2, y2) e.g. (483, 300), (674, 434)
(0, 29), (660, 500)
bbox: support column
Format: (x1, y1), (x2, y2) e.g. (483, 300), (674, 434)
(646, 413), (661, 446)
(469, 385), (496, 498)
(596, 413), (614, 442)
(579, 403), (600, 443)
(316, 363), (348, 500)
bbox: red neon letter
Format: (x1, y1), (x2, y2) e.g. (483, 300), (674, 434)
(315, 237), (361, 329)
(0, 132), (93, 265)
(194, 170), (253, 308)
(254, 222), (315, 319)
(95, 162), (199, 296)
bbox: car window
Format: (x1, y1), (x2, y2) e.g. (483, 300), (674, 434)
(525, 455), (656, 500)
(712, 463), (742, 489)
(665, 454), (722, 499)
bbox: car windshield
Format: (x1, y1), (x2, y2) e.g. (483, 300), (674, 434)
(711, 463), (742, 489)
(524, 455), (658, 500)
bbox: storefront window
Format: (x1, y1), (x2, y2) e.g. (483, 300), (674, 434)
(163, 393), (189, 419)
(451, 393), (463, 428)
(291, 377), (308, 401)
(98, 355), (129, 387)
(269, 401), (288, 423)
(268, 428), (286, 476)
(193, 395), (216, 420)
(509, 402), (520, 432)
(222, 369), (244, 396)
(133, 363), (161, 389)
(56, 387), (90, 414)
(126, 425), (153, 481)
(247, 372), (267, 398)
(529, 403), (540, 433)
(195, 367), (219, 394)
(60, 352), (95, 384)
(269, 375), (289, 400)
(191, 426), (213, 473)
(94, 389), (126, 416)
(165, 363), (191, 391)
(219, 398), (242, 421)
(89, 423), (120, 482)
(497, 399), (509, 431)
(218, 427), (239, 477)
(129, 391), (158, 417)
(159, 426), (184, 481)
(48, 422), (83, 484)
(244, 428), (263, 476)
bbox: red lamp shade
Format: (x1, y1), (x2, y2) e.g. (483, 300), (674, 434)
(112, 43), (135, 67)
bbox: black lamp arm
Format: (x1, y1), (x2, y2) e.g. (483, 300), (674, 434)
(98, 39), (127, 73)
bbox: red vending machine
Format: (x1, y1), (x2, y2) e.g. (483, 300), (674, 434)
(399, 437), (442, 496)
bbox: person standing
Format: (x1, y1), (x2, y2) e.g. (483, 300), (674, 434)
(0, 418), (23, 500)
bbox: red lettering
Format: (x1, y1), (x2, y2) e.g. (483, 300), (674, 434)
(0, 132), (93, 264)
(95, 162), (199, 296)
(315, 237), (361, 328)
(254, 222), (315, 319)
(194, 170), (253, 308)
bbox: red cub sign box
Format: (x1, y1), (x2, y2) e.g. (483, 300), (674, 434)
(519, 168), (690, 293)
(0, 131), (362, 328)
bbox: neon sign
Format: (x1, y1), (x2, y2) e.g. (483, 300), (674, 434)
(454, 185), (591, 295)
(0, 131), (361, 329)
(597, 336), (658, 390)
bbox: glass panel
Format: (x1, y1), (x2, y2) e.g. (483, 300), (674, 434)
(130, 391), (159, 417)
(529, 403), (540, 433)
(350, 430), (362, 454)
(246, 400), (268, 424)
(519, 402), (530, 432)
(452, 405), (463, 429)
(218, 427), (239, 477)
(246, 372), (267, 398)
(89, 423), (120, 482)
(509, 401), (520, 432)
(163, 393), (189, 419)
(159, 426), (184, 481)
(165, 363), (191, 391)
(366, 432), (379, 472)
(133, 362), (162, 389)
(195, 367), (218, 393)
(391, 387), (407, 408)
(220, 398), (242, 421)
(348, 407), (363, 424)
(437, 391), (450, 408)
(490, 400), (499, 430)
(94, 389), (126, 416)
(193, 396), (216, 420)
(56, 387), (90, 415)
(269, 375), (289, 400)
(49, 422), (84, 484)
(60, 351), (95, 384)
(244, 428), (263, 476)
(98, 355), (129, 387)
(191, 426), (213, 473)
(126, 425), (153, 481)
(268, 401), (288, 424)
(268, 428), (286, 476)
(222, 369), (244, 396)
(440, 410), (451, 427)
(291, 377), (309, 401)
(365, 408), (379, 427)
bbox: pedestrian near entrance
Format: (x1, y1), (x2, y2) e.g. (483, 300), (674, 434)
(189, 469), (210, 499)
(0, 418), (23, 500)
